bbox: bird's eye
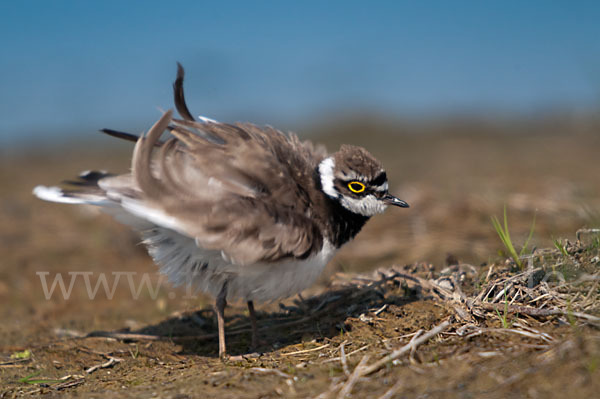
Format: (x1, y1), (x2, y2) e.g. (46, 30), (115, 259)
(347, 181), (366, 193)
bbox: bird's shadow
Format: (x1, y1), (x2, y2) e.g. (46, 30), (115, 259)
(123, 273), (423, 358)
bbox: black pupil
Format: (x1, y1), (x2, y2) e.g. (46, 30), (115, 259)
(351, 183), (362, 191)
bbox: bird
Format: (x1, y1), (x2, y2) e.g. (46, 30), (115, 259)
(33, 64), (409, 357)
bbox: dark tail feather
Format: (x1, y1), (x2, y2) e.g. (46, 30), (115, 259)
(100, 128), (165, 147)
(99, 62), (194, 145)
(173, 62), (196, 122)
(63, 170), (114, 187)
(100, 128), (140, 143)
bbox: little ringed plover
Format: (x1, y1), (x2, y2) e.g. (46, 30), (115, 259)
(33, 64), (409, 357)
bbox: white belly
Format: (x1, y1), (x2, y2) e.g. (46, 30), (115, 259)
(142, 228), (336, 302)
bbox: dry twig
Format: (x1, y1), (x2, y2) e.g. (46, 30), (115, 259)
(85, 357), (123, 374)
(340, 342), (349, 376)
(281, 343), (330, 357)
(337, 355), (370, 398)
(360, 320), (451, 376)
(249, 368), (291, 378)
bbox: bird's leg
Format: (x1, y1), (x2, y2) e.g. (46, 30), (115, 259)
(247, 300), (259, 349)
(215, 282), (228, 358)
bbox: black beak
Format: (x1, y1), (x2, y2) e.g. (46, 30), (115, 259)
(383, 194), (409, 208)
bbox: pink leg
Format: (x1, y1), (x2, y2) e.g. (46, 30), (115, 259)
(215, 283), (228, 358)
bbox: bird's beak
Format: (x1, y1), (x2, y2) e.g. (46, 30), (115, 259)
(383, 194), (409, 208)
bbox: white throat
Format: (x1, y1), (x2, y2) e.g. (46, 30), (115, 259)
(339, 195), (387, 217)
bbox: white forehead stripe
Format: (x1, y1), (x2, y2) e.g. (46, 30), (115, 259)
(340, 170), (361, 181)
(318, 157), (338, 198)
(373, 182), (388, 192)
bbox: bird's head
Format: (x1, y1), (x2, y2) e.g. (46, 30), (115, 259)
(318, 145), (409, 217)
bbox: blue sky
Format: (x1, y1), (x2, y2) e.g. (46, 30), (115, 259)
(1, 1), (599, 145)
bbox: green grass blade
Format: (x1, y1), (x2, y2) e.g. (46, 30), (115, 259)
(18, 371), (41, 384)
(491, 205), (535, 270)
(18, 371), (62, 385)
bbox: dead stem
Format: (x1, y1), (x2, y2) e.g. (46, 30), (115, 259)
(337, 354), (370, 398)
(360, 320), (451, 376)
(340, 342), (349, 376)
(281, 343), (330, 357)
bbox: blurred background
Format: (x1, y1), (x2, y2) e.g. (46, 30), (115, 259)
(2, 1), (600, 144)
(1, 1), (600, 331)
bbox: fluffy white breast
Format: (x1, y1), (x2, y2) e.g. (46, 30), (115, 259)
(143, 227), (336, 302)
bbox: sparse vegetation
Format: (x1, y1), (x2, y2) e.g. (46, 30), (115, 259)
(494, 286), (512, 328)
(10, 350), (31, 360)
(18, 372), (61, 385)
(491, 205), (536, 269)
(554, 238), (569, 257)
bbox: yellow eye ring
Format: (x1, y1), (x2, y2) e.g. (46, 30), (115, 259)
(348, 181), (366, 193)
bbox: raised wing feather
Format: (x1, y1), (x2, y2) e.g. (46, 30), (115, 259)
(131, 110), (329, 265)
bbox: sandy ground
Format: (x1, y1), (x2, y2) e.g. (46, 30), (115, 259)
(1, 129), (599, 398)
